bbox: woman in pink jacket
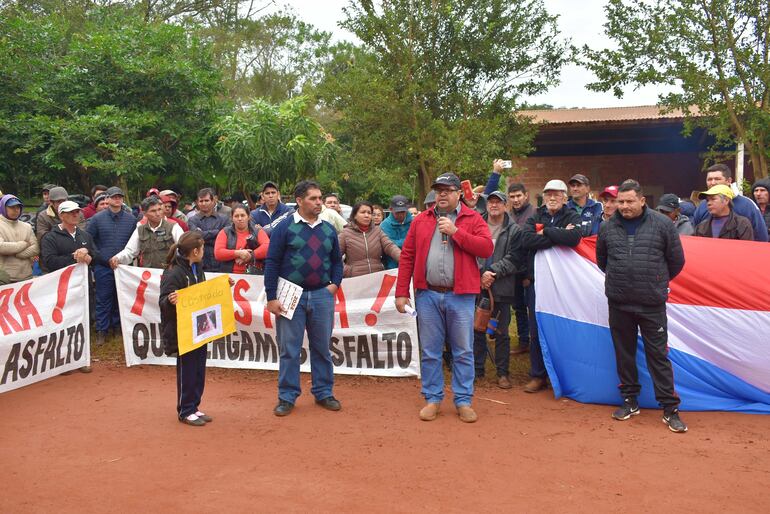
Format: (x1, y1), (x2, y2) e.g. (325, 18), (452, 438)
(338, 201), (400, 277)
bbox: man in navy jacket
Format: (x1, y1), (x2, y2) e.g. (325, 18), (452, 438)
(87, 187), (137, 344)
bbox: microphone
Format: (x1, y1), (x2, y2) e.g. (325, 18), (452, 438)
(435, 207), (448, 244)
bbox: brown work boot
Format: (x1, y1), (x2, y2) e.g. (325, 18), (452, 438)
(497, 375), (512, 389)
(419, 402), (440, 421)
(457, 405), (478, 423)
(524, 377), (546, 393)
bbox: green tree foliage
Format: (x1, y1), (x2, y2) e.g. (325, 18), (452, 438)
(0, 7), (222, 198)
(211, 96), (337, 199)
(317, 0), (572, 202)
(585, 0), (770, 178)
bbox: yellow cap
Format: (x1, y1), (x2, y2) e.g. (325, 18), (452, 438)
(699, 184), (735, 200)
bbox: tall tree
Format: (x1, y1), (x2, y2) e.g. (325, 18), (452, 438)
(0, 7), (222, 196)
(211, 96), (338, 200)
(318, 0), (571, 201)
(584, 0), (770, 179)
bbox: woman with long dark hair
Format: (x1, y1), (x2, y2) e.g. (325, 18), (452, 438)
(159, 231), (211, 427)
(214, 204), (270, 274)
(338, 201), (400, 277)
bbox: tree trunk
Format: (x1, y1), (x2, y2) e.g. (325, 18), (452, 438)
(417, 158), (433, 209)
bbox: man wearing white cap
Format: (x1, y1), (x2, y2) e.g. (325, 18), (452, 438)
(40, 200), (101, 373)
(519, 179), (582, 393)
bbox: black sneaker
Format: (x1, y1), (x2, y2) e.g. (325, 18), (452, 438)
(273, 400), (294, 417)
(315, 396), (342, 411)
(612, 397), (640, 420)
(662, 409), (688, 433)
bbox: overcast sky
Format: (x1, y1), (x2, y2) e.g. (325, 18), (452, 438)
(271, 0), (667, 108)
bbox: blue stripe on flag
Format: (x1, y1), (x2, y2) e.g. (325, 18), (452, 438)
(537, 312), (770, 414)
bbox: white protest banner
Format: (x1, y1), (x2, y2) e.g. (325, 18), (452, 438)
(116, 267), (420, 377)
(0, 264), (90, 393)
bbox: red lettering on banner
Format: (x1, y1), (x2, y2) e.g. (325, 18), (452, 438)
(15, 283), (42, 330)
(130, 270), (153, 316)
(263, 307), (273, 329)
(233, 279), (252, 325)
(0, 283), (43, 335)
(52, 266), (75, 323)
(0, 289), (22, 335)
(334, 287), (349, 329)
(365, 274), (397, 326)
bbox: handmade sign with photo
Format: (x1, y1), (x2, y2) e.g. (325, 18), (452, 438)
(176, 274), (235, 355)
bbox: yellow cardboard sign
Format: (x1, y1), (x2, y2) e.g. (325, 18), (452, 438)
(176, 274), (236, 355)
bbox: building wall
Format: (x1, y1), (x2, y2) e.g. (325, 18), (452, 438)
(509, 152), (708, 205)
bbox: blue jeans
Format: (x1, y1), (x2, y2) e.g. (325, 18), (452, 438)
(527, 284), (547, 378)
(93, 265), (120, 332)
(415, 289), (475, 406)
(276, 287), (335, 404)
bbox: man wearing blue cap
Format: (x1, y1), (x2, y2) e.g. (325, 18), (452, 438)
(0, 194), (39, 283)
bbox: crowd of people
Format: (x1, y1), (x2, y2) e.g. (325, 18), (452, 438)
(1, 160), (768, 430)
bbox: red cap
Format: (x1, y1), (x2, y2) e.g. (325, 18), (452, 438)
(599, 185), (619, 198)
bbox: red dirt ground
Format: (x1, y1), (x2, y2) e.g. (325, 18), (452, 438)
(1, 362), (769, 513)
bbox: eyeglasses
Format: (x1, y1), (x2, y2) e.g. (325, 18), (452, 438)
(434, 188), (458, 196)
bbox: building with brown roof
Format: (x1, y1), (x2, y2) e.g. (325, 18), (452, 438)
(510, 105), (744, 205)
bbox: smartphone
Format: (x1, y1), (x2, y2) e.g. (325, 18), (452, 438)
(461, 179), (474, 198)
(501, 160), (512, 169)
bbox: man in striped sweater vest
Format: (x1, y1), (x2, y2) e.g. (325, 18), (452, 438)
(264, 180), (344, 417)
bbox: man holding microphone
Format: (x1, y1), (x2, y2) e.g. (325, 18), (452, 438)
(395, 173), (493, 423)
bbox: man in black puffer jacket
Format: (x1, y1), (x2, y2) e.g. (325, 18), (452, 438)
(596, 180), (687, 433)
(520, 180), (582, 393)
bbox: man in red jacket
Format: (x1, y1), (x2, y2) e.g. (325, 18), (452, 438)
(396, 173), (493, 423)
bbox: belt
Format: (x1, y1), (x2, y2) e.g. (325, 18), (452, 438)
(426, 284), (453, 293)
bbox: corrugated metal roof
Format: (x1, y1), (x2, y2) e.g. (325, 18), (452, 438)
(520, 105), (694, 124)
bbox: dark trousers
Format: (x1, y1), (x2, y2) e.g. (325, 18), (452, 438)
(473, 301), (512, 377)
(608, 305), (680, 409)
(527, 284), (547, 378)
(513, 278), (529, 348)
(176, 344), (207, 418)
(93, 265), (121, 332)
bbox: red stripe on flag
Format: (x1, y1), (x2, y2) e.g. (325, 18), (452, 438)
(574, 236), (770, 312)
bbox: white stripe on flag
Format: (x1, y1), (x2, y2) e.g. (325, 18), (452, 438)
(535, 247), (770, 394)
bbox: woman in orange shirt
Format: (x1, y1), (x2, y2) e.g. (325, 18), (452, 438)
(214, 204), (270, 274)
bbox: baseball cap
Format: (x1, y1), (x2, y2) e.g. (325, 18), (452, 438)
(146, 188), (160, 197)
(106, 186), (125, 197)
(261, 181), (279, 192)
(656, 193), (681, 213)
(487, 191), (507, 203)
(598, 185), (619, 199)
(159, 189), (178, 198)
(42, 183), (57, 192)
(423, 190), (436, 205)
(390, 195), (409, 213)
(699, 184), (735, 200)
(568, 174), (590, 185)
(431, 172), (461, 190)
(5, 197), (23, 208)
(48, 186), (69, 202)
(543, 179), (568, 194)
(58, 200), (81, 214)
(160, 194), (177, 206)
